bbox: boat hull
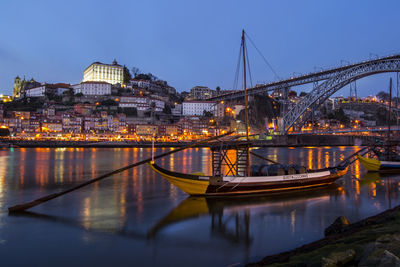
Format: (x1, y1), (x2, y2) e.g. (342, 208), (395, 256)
(148, 162), (348, 196)
(357, 155), (400, 173)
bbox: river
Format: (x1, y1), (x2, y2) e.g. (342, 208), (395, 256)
(0, 146), (399, 266)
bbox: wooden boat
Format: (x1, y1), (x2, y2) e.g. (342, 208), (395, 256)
(357, 154), (400, 173)
(148, 30), (349, 197)
(148, 161), (348, 196)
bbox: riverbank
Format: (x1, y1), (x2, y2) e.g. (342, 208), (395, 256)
(247, 204), (400, 266)
(0, 134), (378, 148)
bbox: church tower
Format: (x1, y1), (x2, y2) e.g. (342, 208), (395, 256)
(12, 76), (22, 99)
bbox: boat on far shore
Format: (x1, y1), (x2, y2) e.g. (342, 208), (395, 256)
(357, 153), (400, 173)
(358, 78), (400, 173)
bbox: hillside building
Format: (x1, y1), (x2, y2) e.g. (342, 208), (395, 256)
(119, 96), (165, 112)
(182, 101), (216, 116)
(25, 83), (70, 97)
(83, 60), (123, 85)
(189, 86), (216, 100)
(72, 81), (111, 95)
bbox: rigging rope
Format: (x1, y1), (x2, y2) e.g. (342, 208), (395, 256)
(233, 41), (242, 91)
(245, 32), (281, 81)
(245, 41), (253, 88)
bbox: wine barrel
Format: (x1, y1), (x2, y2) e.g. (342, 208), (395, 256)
(259, 164), (285, 176)
(288, 164), (307, 174)
(250, 165), (263, 176)
(285, 166), (296, 175)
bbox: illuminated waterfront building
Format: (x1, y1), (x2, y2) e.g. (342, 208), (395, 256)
(62, 114), (83, 133)
(83, 60), (123, 85)
(158, 125), (179, 136)
(42, 120), (63, 132)
(135, 124), (158, 135)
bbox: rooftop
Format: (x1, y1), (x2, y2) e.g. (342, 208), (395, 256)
(183, 100), (216, 103)
(81, 81), (111, 85)
(84, 59), (123, 72)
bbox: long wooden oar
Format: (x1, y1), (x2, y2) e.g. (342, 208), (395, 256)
(250, 151), (280, 164)
(336, 146), (370, 167)
(8, 131), (233, 213)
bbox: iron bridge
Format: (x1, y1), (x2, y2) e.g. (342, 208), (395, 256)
(209, 54), (400, 134)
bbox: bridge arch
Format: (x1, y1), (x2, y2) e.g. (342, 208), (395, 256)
(283, 58), (400, 133)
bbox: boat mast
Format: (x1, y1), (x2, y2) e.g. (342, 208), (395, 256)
(242, 29), (251, 175)
(387, 78), (392, 158)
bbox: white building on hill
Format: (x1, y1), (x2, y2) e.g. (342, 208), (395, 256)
(182, 101), (216, 116)
(25, 83), (70, 97)
(72, 82), (111, 95)
(119, 96), (165, 112)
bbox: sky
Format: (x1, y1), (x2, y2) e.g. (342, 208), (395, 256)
(0, 0), (400, 96)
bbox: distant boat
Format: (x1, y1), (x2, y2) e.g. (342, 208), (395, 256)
(357, 154), (400, 173)
(358, 78), (400, 173)
(148, 30), (349, 196)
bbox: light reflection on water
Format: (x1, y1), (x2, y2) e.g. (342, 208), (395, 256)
(0, 147), (400, 266)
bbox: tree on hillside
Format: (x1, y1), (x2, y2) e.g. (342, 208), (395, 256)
(131, 67), (140, 78)
(237, 94), (280, 131)
(4, 97), (45, 112)
(0, 128), (10, 136)
(328, 108), (350, 125)
(203, 110), (213, 118)
(163, 104), (171, 114)
(121, 107), (137, 116)
(377, 91), (390, 101)
(149, 73), (158, 81)
(135, 73), (158, 81)
(123, 65), (132, 84)
(101, 99), (118, 106)
(288, 90), (297, 97)
(135, 73), (151, 81)
(216, 86), (221, 96)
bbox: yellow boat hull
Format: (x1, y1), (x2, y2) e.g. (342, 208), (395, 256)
(148, 163), (209, 195)
(148, 162), (348, 196)
(357, 154), (400, 173)
(357, 155), (381, 171)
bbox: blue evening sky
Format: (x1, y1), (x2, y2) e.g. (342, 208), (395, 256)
(0, 0), (399, 96)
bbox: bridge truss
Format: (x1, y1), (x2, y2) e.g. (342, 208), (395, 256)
(209, 54), (400, 134)
(210, 54), (400, 102)
(283, 58), (400, 133)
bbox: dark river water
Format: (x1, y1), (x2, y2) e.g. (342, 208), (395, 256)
(1, 146), (400, 266)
